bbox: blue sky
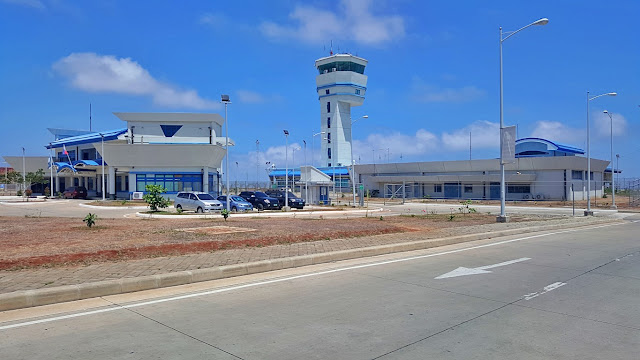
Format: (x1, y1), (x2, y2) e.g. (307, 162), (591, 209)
(1, 0), (638, 180)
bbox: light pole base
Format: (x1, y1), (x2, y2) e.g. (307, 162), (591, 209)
(610, 205), (617, 210)
(282, 206), (291, 212)
(584, 210), (594, 216)
(496, 215), (510, 223)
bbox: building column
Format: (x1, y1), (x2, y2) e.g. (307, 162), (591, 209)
(203, 168), (209, 193)
(108, 166), (116, 199)
(55, 175), (60, 195)
(129, 173), (136, 193)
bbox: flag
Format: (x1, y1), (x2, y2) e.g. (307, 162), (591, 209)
(63, 144), (68, 155)
(48, 153), (52, 169)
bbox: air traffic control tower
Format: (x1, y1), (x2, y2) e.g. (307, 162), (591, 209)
(315, 54), (368, 167)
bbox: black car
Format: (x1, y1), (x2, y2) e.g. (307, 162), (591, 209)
(238, 191), (281, 211)
(265, 190), (306, 209)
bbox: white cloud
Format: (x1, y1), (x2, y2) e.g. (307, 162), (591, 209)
(198, 12), (228, 27)
(52, 53), (220, 110)
(260, 0), (404, 46)
(411, 77), (486, 103)
(530, 121), (584, 144)
(442, 121), (499, 151)
(594, 111), (627, 137)
(236, 90), (265, 104)
(1, 0), (45, 10)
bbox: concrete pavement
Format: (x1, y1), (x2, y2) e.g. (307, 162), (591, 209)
(1, 216), (638, 359)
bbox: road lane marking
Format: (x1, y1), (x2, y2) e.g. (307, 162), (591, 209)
(435, 257), (531, 279)
(523, 282), (567, 300)
(0, 221), (630, 331)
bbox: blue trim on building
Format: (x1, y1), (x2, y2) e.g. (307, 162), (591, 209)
(316, 83), (367, 91)
(269, 166), (349, 177)
(129, 171), (202, 175)
(515, 137), (584, 154)
(318, 93), (365, 100)
(46, 129), (128, 149)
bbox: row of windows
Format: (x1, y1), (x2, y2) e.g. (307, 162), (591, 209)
(324, 89), (361, 95)
(571, 170), (594, 180)
(431, 184), (531, 194)
(317, 61), (366, 75)
(57, 149), (102, 162)
(136, 174), (202, 193)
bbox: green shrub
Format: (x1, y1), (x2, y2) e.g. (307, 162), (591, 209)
(142, 185), (170, 212)
(83, 213), (98, 228)
(221, 208), (230, 221)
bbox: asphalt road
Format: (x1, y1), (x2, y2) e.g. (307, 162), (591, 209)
(1, 216), (639, 359)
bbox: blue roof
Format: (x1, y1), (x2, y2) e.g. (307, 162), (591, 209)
(516, 137), (584, 155)
(50, 160), (106, 173)
(269, 166), (349, 177)
(46, 128), (128, 149)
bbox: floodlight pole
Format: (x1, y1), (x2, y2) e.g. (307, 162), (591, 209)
(350, 115), (368, 207)
(497, 17), (548, 223)
(22, 147), (25, 196)
(100, 133), (105, 201)
(604, 110), (616, 209)
(222, 95), (231, 212)
(284, 130), (289, 211)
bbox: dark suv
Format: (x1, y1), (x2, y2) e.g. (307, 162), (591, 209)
(63, 186), (88, 199)
(265, 190), (306, 209)
(238, 191), (281, 211)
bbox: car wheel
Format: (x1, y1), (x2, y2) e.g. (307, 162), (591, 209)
(176, 204), (182, 211)
(257, 203), (264, 211)
(196, 207), (204, 213)
(231, 206), (237, 213)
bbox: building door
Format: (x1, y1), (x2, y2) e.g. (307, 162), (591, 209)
(490, 182), (500, 200)
(444, 183), (461, 199)
(319, 186), (329, 204)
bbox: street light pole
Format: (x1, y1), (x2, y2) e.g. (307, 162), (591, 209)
(312, 131), (325, 168)
(100, 133), (105, 201)
(585, 92), (616, 215)
(603, 110), (616, 209)
(221, 95), (231, 212)
(350, 115), (368, 207)
(284, 130), (289, 211)
(498, 17), (549, 223)
(21, 147), (25, 196)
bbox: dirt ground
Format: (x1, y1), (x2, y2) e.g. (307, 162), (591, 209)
(0, 213), (514, 270)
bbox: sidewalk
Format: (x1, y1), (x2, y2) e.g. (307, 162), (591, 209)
(0, 215), (621, 311)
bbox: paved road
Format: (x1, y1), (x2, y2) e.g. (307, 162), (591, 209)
(2, 216), (638, 359)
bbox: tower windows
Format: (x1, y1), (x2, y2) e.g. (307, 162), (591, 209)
(326, 102), (330, 113)
(328, 148), (332, 159)
(327, 132), (331, 143)
(327, 117), (331, 128)
(355, 89), (361, 95)
(325, 89), (330, 95)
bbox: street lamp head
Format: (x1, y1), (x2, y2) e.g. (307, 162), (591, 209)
(283, 130), (289, 136)
(603, 110), (608, 114)
(221, 94), (230, 102)
(362, 115), (369, 119)
(533, 18), (549, 26)
(607, 92), (617, 96)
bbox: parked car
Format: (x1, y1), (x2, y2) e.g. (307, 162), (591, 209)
(217, 195), (254, 212)
(238, 191), (280, 211)
(62, 186), (87, 199)
(265, 190), (306, 209)
(174, 191), (223, 213)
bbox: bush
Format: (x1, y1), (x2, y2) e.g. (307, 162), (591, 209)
(221, 208), (230, 221)
(142, 185), (170, 212)
(17, 190), (22, 196)
(83, 213), (98, 228)
(25, 189), (33, 197)
(44, 186), (50, 197)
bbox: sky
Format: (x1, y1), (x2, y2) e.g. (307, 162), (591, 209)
(1, 0), (638, 181)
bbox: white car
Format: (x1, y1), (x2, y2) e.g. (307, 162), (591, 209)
(174, 192), (223, 213)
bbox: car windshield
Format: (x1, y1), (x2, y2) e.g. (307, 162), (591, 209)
(231, 196), (246, 202)
(196, 194), (215, 200)
(287, 192), (299, 198)
(255, 192), (268, 197)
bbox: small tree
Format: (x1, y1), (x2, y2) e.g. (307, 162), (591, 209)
(221, 208), (230, 221)
(83, 213), (98, 228)
(143, 184), (170, 212)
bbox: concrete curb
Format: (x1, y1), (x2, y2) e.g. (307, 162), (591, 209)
(0, 218), (621, 312)
(78, 203), (149, 210)
(135, 207), (386, 219)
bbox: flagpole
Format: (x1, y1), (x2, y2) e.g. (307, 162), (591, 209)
(49, 144), (54, 197)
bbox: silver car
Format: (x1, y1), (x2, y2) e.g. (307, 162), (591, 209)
(175, 192), (223, 213)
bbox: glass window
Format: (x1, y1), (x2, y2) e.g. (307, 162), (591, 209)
(326, 102), (330, 113)
(327, 132), (331, 143)
(327, 117), (331, 128)
(434, 184), (442, 192)
(507, 185), (531, 193)
(571, 170), (583, 180)
(328, 148), (332, 159)
(464, 185), (473, 193)
(325, 89), (330, 95)
(355, 89), (361, 95)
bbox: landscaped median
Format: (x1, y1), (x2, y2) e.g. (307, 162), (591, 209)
(0, 214), (621, 311)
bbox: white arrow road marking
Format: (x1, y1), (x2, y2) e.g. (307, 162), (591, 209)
(523, 281), (566, 300)
(435, 257), (531, 279)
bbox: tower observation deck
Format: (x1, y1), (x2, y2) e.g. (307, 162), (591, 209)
(315, 54), (368, 167)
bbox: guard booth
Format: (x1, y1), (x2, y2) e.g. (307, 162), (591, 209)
(298, 165), (333, 205)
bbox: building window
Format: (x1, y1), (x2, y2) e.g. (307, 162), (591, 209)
(327, 132), (331, 143)
(136, 173), (202, 193)
(355, 89), (361, 95)
(434, 184), (442, 192)
(328, 163), (331, 167)
(325, 89), (330, 95)
(571, 170), (583, 180)
(327, 117), (331, 128)
(464, 184), (473, 193)
(507, 185), (531, 193)
(326, 102), (330, 113)
(327, 148), (332, 159)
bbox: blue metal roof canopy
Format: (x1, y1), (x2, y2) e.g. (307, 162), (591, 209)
(46, 128), (127, 149)
(515, 137), (584, 156)
(269, 166), (349, 177)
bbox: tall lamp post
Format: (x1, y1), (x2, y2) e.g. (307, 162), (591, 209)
(100, 133), (105, 201)
(603, 110), (617, 209)
(221, 94), (231, 212)
(21, 147), (26, 196)
(350, 115), (368, 207)
(312, 131), (325, 167)
(284, 130), (290, 211)
(585, 92), (616, 216)
(498, 17), (549, 223)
